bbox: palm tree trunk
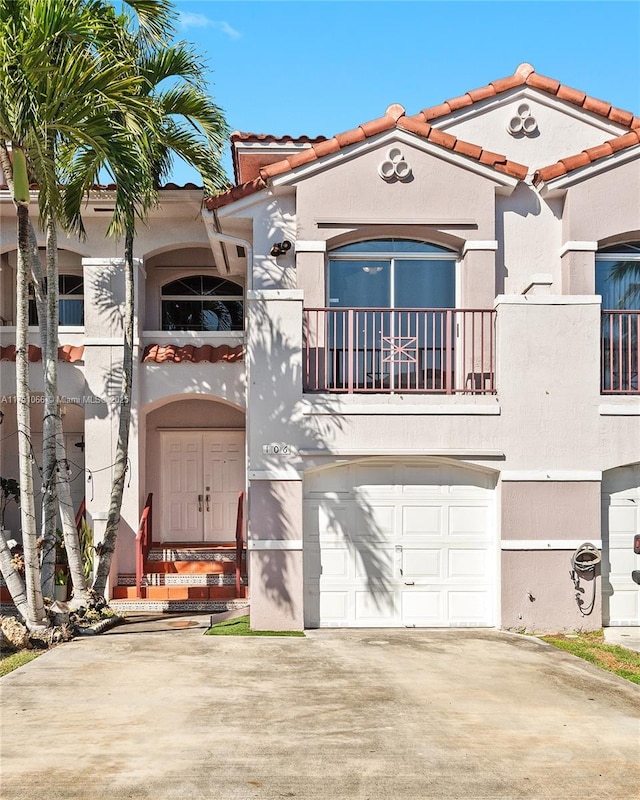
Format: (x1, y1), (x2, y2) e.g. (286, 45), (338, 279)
(44, 216), (89, 606)
(0, 533), (29, 620)
(41, 216), (60, 598)
(15, 191), (47, 629)
(92, 227), (134, 597)
(55, 414), (89, 605)
(0, 143), (56, 598)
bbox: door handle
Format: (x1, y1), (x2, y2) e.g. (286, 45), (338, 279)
(198, 494), (203, 512)
(404, 581), (415, 586)
(205, 494), (210, 512)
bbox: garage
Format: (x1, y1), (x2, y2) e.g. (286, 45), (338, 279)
(303, 461), (496, 627)
(602, 467), (640, 627)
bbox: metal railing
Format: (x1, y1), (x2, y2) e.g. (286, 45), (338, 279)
(235, 491), (245, 598)
(601, 311), (639, 394)
(303, 308), (496, 394)
(74, 497), (86, 532)
(135, 493), (153, 599)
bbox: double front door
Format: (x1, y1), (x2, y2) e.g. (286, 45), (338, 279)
(161, 431), (244, 543)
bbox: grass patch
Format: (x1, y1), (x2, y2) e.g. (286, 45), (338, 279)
(206, 615), (304, 637)
(541, 630), (640, 685)
(0, 650), (40, 677)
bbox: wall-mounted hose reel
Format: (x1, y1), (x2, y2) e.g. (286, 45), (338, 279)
(569, 542), (601, 616)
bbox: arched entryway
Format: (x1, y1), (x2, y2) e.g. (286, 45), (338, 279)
(145, 396), (245, 544)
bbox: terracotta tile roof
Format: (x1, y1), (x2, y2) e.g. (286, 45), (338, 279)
(230, 132), (329, 183)
(205, 63), (639, 210)
(0, 344), (84, 362)
(0, 181), (203, 192)
(231, 132), (327, 144)
(206, 111), (528, 211)
(533, 129), (640, 186)
(412, 62), (639, 129)
(141, 343), (243, 364)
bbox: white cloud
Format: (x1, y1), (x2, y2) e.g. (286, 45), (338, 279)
(178, 12), (242, 40)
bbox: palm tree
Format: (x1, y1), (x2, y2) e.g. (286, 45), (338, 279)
(71, 35), (229, 596)
(0, 0), (163, 622)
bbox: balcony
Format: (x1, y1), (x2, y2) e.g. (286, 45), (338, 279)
(601, 311), (639, 394)
(303, 308), (496, 394)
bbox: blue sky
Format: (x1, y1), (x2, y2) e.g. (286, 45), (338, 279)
(169, 0), (640, 185)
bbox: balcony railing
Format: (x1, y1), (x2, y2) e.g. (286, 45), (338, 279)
(303, 308), (496, 394)
(601, 311), (639, 393)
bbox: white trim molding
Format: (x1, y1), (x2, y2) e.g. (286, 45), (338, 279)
(295, 240), (327, 253)
(248, 540), (303, 551)
(502, 539), (602, 550)
(270, 128), (521, 191)
(302, 403), (500, 416)
(494, 295), (601, 306)
(248, 470), (302, 481)
(462, 240), (498, 255)
(299, 448), (505, 458)
(246, 289), (304, 301)
(539, 146), (640, 193)
(500, 470), (601, 481)
(559, 241), (598, 257)
(599, 403), (640, 416)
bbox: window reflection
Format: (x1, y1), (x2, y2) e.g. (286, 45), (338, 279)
(161, 275), (244, 332)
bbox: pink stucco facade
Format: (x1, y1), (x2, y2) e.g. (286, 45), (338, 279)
(1, 65), (639, 631)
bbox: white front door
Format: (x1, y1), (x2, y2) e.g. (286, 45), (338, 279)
(304, 462), (496, 628)
(161, 431), (244, 543)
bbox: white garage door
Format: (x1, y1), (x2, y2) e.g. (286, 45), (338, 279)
(602, 483), (640, 626)
(304, 462), (496, 628)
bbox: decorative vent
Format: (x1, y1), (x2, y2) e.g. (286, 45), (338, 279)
(506, 103), (538, 137)
(378, 147), (412, 182)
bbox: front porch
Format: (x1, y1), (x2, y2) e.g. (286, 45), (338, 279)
(110, 493), (249, 613)
(109, 397), (249, 611)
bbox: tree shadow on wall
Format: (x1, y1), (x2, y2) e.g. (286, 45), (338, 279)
(248, 299), (393, 626)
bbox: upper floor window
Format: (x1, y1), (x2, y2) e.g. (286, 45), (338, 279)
(161, 275), (244, 332)
(596, 243), (640, 310)
(28, 274), (84, 326)
(328, 239), (456, 309)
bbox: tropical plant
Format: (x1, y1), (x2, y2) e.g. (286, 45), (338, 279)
(75, 10), (229, 596)
(0, 478), (20, 530)
(0, 0), (167, 627)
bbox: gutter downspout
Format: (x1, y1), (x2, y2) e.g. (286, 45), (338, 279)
(202, 208), (254, 291)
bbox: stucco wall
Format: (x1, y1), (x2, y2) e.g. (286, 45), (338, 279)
(562, 158), (640, 244)
(440, 89), (626, 170)
(501, 550), (601, 632)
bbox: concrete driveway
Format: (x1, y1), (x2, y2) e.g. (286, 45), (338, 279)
(1, 616), (639, 800)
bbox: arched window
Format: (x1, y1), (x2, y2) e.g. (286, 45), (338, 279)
(328, 239), (456, 309)
(596, 243), (640, 309)
(161, 275), (243, 332)
(28, 274), (84, 326)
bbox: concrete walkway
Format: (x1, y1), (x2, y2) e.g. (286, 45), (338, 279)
(1, 617), (639, 800)
(604, 625), (640, 652)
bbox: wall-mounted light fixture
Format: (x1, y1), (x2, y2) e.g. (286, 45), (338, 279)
(270, 240), (293, 258)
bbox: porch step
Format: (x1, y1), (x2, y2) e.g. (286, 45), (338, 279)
(113, 565), (248, 600)
(116, 573), (246, 587)
(109, 598), (250, 613)
(112, 585), (247, 600)
(147, 544), (244, 575)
